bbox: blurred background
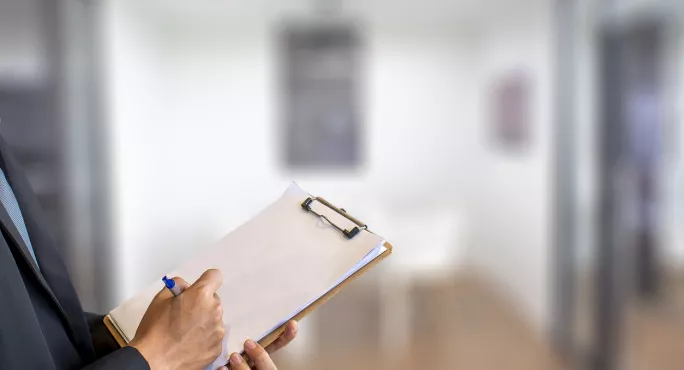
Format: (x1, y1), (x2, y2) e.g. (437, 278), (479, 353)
(1, 0), (683, 369)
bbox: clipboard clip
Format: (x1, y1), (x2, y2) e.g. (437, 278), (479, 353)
(301, 197), (367, 239)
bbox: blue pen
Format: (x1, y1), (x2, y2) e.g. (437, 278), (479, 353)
(162, 276), (182, 296)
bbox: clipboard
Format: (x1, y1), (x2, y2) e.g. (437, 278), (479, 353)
(104, 192), (393, 354)
(256, 196), (393, 350)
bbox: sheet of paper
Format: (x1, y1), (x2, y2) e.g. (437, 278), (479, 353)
(260, 243), (387, 341)
(109, 182), (385, 369)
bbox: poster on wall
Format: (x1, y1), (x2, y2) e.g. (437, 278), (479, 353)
(491, 69), (532, 152)
(280, 22), (363, 170)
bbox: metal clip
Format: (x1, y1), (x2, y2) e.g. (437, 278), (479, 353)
(301, 197), (367, 239)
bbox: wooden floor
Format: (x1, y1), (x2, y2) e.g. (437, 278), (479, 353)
(271, 271), (684, 370)
(273, 274), (564, 370)
(623, 272), (684, 370)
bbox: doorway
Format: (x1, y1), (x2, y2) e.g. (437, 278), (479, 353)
(591, 10), (684, 370)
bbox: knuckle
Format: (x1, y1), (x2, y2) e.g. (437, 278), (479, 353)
(197, 291), (213, 303)
(215, 306), (223, 320)
(198, 285), (212, 296)
(210, 340), (223, 356)
(218, 326), (226, 338)
(212, 339), (222, 349)
(254, 350), (269, 362)
(205, 350), (219, 362)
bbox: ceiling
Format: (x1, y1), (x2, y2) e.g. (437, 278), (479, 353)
(131, 0), (546, 28)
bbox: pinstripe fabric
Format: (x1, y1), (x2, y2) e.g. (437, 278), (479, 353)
(0, 166), (38, 267)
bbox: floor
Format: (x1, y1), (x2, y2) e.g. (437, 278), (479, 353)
(572, 268), (684, 370)
(271, 269), (684, 370)
(273, 273), (565, 370)
(623, 271), (684, 370)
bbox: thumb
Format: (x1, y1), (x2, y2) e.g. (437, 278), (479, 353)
(192, 269), (223, 293)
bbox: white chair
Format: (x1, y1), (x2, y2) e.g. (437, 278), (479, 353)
(367, 204), (465, 354)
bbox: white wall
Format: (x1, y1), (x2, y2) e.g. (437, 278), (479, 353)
(102, 2), (480, 301)
(102, 0), (172, 298)
(101, 0), (562, 334)
(464, 1), (554, 330)
(665, 19), (684, 267)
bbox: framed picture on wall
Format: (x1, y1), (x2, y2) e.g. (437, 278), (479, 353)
(491, 69), (532, 152)
(279, 21), (363, 170)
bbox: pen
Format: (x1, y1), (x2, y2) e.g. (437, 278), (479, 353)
(162, 276), (182, 296)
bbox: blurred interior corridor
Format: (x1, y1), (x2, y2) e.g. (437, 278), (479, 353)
(1, 0), (684, 369)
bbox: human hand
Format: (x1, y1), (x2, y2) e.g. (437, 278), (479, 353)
(130, 269), (225, 370)
(263, 320), (298, 355)
(217, 320), (298, 370)
(221, 337), (284, 370)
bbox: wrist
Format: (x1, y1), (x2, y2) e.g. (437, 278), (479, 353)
(129, 338), (170, 370)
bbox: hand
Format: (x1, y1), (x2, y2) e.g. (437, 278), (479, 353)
(219, 320), (298, 370)
(264, 320), (298, 354)
(221, 338), (279, 370)
(130, 269), (225, 370)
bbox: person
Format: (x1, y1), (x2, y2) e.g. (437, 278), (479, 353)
(626, 79), (662, 299)
(0, 136), (296, 369)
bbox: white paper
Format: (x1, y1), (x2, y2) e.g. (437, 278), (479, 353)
(109, 183), (386, 369)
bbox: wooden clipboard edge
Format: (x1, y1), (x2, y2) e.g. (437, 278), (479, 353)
(104, 314), (129, 347)
(256, 240), (393, 349)
(104, 241), (393, 353)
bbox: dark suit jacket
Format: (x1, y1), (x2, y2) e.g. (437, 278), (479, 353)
(0, 138), (150, 370)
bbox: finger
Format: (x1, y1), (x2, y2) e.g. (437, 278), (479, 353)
(172, 276), (191, 291)
(244, 339), (276, 370)
(228, 352), (250, 370)
(155, 286), (173, 300)
(155, 276), (191, 300)
(265, 320), (298, 354)
(192, 269), (223, 293)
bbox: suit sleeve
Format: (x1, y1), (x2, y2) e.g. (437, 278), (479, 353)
(85, 313), (121, 357)
(81, 346), (150, 370)
(82, 313), (151, 370)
